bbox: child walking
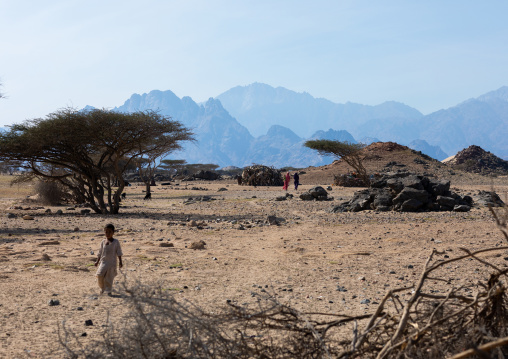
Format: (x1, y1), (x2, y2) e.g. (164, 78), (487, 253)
(95, 224), (123, 295)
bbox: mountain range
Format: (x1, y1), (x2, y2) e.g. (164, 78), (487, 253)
(111, 83), (508, 168)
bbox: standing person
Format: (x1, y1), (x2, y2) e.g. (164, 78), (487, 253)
(95, 224), (123, 296)
(282, 171), (291, 191)
(293, 172), (300, 190)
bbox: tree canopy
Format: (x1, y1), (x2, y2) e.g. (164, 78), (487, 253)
(0, 108), (193, 213)
(304, 139), (369, 185)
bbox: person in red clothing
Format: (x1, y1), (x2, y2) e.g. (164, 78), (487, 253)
(282, 171), (290, 191)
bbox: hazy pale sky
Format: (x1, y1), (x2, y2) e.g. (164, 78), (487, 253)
(1, 0), (508, 126)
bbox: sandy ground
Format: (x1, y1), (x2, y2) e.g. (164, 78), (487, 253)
(1, 176), (508, 358)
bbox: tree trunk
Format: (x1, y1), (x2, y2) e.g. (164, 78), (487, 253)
(145, 182), (151, 198)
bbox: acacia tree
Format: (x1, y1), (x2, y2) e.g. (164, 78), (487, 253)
(160, 159), (187, 176)
(304, 140), (369, 185)
(0, 108), (193, 214)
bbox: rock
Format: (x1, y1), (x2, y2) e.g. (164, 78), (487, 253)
(38, 241), (60, 246)
(436, 196), (456, 209)
(393, 188), (429, 206)
(80, 209), (91, 215)
(453, 205), (471, 212)
(48, 299), (60, 306)
(267, 215), (279, 225)
(187, 220), (198, 227)
(45, 209), (52, 213)
(85, 319), (94, 326)
(189, 240), (206, 250)
(41, 253), (51, 261)
(360, 299), (371, 305)
(6, 213), (16, 219)
(275, 196), (287, 201)
(400, 199), (424, 212)
(55, 210), (63, 215)
(74, 227), (80, 232)
(22, 215), (34, 220)
(159, 242), (174, 247)
(308, 186), (328, 199)
(217, 187), (228, 192)
(299, 192), (314, 201)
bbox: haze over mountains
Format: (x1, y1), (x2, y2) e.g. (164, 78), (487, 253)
(112, 83), (508, 168)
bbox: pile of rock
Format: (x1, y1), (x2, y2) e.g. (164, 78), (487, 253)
(242, 165), (284, 187)
(330, 172), (472, 213)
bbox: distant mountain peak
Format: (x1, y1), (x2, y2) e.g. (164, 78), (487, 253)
(477, 86), (508, 102)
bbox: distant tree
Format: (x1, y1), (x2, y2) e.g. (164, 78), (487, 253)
(304, 140), (369, 185)
(0, 108), (193, 214)
(160, 159), (187, 176)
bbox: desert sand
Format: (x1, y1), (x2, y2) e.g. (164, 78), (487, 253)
(0, 168), (507, 357)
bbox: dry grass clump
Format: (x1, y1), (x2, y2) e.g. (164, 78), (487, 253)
(59, 205), (508, 359)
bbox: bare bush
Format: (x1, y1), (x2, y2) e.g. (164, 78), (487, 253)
(34, 180), (70, 205)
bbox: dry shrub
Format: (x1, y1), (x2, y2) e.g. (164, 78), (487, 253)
(34, 180), (69, 205)
(59, 204), (508, 359)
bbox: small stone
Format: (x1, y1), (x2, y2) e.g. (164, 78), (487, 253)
(187, 220), (198, 227)
(159, 242), (174, 248)
(81, 333), (87, 337)
(267, 215), (278, 225)
(358, 276), (366, 281)
(74, 227), (79, 232)
(360, 299), (371, 305)
(6, 213), (16, 219)
(48, 299), (60, 306)
(55, 210), (63, 215)
(407, 265), (414, 269)
(189, 240), (206, 250)
(23, 215), (34, 220)
(85, 319), (94, 326)
(38, 241), (60, 246)
(77, 307), (84, 311)
(80, 209), (91, 215)
(41, 253), (51, 261)
(66, 207), (76, 211)
(45, 209), (52, 213)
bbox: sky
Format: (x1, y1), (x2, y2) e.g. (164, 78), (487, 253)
(1, 0), (508, 126)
